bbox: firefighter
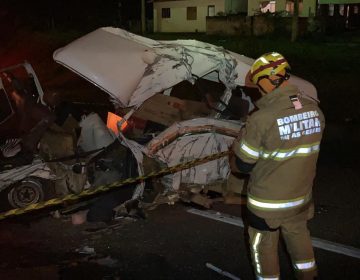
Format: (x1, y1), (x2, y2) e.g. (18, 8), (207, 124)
(231, 52), (325, 279)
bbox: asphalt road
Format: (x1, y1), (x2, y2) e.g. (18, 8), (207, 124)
(0, 203), (359, 280)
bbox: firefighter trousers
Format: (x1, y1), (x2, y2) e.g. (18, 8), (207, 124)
(248, 208), (317, 280)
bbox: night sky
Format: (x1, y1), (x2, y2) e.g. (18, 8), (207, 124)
(0, 0), (153, 33)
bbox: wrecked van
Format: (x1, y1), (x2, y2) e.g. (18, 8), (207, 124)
(52, 27), (318, 210)
(1, 27), (318, 214)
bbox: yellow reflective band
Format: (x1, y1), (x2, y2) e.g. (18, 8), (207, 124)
(252, 232), (262, 274)
(248, 194), (311, 210)
(240, 141), (260, 159)
(260, 143), (320, 161)
(295, 259), (316, 270)
(260, 57), (268, 63)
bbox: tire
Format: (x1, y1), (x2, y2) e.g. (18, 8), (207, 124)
(7, 178), (45, 208)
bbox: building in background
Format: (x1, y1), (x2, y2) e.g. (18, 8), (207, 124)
(318, 0), (360, 29)
(153, 0), (359, 33)
(153, 0), (247, 32)
(248, 0), (317, 17)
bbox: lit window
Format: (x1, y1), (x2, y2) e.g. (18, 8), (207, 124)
(339, 4), (345, 16)
(208, 5), (215, 16)
(187, 7), (197, 20)
(285, 0), (304, 15)
(354, 6), (359, 14)
(260, 1), (276, 13)
(162, 8), (171, 18)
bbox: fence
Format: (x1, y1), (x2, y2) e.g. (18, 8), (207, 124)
(206, 15), (310, 36)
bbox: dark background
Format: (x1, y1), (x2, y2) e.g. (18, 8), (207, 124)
(0, 0), (153, 33)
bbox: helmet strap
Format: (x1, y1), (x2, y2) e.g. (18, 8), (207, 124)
(269, 72), (290, 89)
(256, 76), (282, 94)
(255, 77), (269, 94)
(256, 70), (290, 94)
(270, 77), (284, 88)
(257, 83), (267, 94)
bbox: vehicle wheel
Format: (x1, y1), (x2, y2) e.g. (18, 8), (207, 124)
(7, 178), (44, 208)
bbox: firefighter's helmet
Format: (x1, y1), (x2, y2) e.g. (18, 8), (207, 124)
(249, 52), (290, 85)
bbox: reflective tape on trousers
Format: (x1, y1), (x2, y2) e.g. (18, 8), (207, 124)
(294, 259), (316, 270)
(252, 232), (262, 274)
(256, 276), (279, 280)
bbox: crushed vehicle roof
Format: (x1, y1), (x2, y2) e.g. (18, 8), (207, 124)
(53, 27), (318, 109)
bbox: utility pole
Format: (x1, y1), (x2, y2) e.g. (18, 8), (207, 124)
(141, 0), (146, 34)
(291, 0), (299, 42)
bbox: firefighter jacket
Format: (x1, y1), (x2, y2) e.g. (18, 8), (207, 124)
(233, 85), (325, 219)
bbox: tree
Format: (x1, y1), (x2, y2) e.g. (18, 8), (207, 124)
(291, 0), (299, 42)
(141, 0), (146, 34)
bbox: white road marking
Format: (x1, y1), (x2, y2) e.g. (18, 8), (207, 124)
(206, 262), (241, 280)
(187, 208), (360, 259)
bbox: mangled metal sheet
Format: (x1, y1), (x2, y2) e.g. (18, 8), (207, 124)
(78, 113), (116, 152)
(0, 157), (55, 191)
(53, 27), (319, 114)
(77, 113), (146, 197)
(53, 27), (239, 109)
(288, 75), (319, 102)
(145, 118), (242, 191)
(53, 28), (153, 108)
